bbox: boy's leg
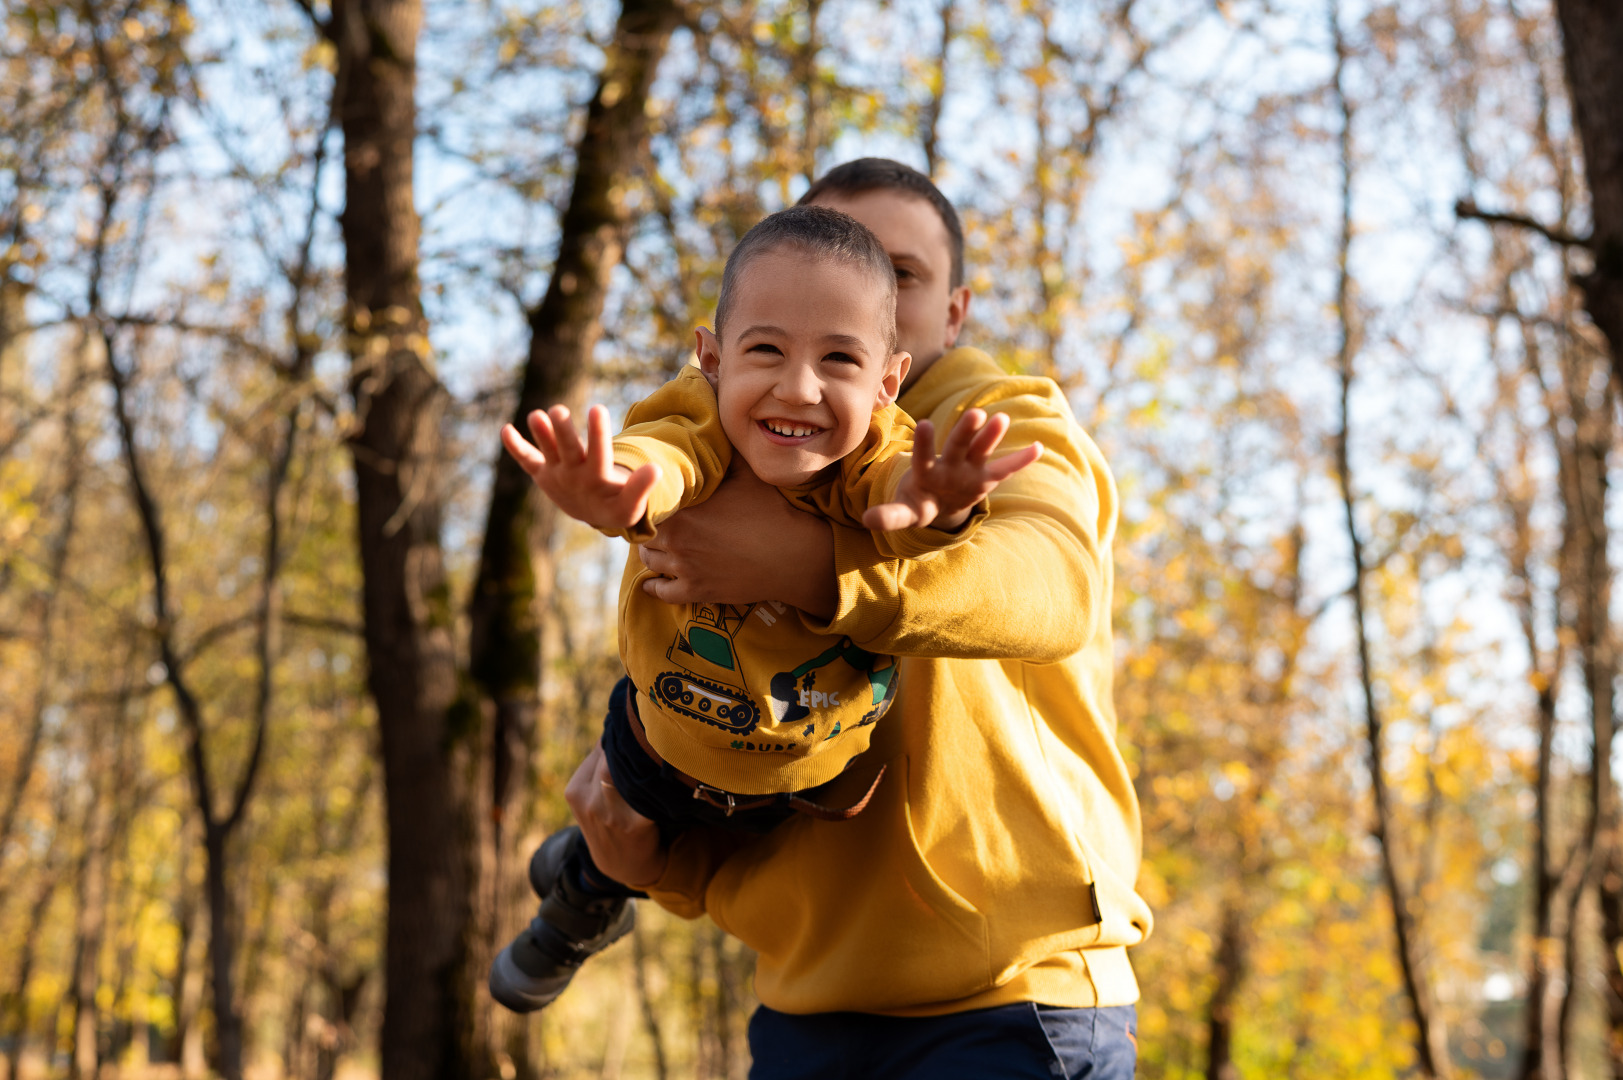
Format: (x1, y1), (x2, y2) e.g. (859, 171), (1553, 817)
(490, 678), (651, 1014)
(488, 824), (636, 1012)
(490, 674), (797, 1013)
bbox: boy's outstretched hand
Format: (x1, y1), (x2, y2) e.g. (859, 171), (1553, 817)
(502, 404), (661, 532)
(863, 408), (1041, 533)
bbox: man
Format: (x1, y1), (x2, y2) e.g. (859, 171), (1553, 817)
(569, 159), (1150, 1078)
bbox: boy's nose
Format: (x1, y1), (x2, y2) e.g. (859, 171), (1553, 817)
(774, 361), (821, 405)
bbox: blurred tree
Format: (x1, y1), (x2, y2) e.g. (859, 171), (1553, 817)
(298, 0), (681, 1074)
(1328, 4), (1451, 1073)
(1550, 1), (1621, 381)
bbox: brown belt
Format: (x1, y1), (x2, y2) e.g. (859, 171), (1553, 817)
(623, 682), (886, 821)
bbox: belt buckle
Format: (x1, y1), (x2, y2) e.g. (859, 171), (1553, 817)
(693, 782), (737, 817)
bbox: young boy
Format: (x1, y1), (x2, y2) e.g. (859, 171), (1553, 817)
(490, 206), (1037, 1011)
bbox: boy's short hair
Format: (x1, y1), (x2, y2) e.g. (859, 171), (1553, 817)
(715, 205), (898, 354)
(799, 158), (965, 290)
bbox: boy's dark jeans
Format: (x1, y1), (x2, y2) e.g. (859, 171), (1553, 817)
(574, 676), (794, 898)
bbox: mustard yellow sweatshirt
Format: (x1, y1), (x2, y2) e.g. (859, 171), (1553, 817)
(646, 347), (1151, 1014)
(608, 366), (983, 794)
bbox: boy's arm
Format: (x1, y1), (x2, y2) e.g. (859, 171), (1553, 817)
(502, 368), (733, 540)
(612, 367), (733, 540)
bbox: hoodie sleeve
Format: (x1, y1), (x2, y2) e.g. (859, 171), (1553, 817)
(607, 367), (733, 543)
(800, 372), (1115, 663)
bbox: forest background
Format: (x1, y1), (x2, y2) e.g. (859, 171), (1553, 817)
(3, 0), (1622, 1078)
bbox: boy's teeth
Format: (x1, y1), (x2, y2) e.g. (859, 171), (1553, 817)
(766, 421), (817, 437)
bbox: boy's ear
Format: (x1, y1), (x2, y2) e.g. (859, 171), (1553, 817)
(696, 327), (722, 390)
(876, 352), (911, 409)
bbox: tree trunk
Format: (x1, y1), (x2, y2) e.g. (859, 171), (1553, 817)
(1204, 900), (1245, 1080)
(1328, 4), (1450, 1075)
(793, 0), (825, 185)
(633, 925), (671, 1080)
(4, 869), (60, 1080)
(1519, 670), (1568, 1080)
(1552, 1), (1623, 376)
(68, 712), (112, 1080)
(327, 3), (469, 1076)
(1552, 6), (1623, 1075)
(200, 825), (244, 1076)
(325, 0), (679, 1070)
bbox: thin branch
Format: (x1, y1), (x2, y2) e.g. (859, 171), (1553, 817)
(1455, 198), (1592, 249)
(284, 611), (365, 637)
(289, 0), (334, 40)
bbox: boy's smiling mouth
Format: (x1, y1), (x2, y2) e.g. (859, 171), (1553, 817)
(759, 419), (826, 440)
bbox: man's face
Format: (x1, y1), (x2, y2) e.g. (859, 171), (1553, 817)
(805, 189), (971, 388)
(698, 248), (910, 487)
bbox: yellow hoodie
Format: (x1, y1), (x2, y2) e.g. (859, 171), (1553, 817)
(646, 347), (1151, 1014)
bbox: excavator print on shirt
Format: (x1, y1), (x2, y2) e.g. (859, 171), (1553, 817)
(652, 603), (899, 743)
(653, 604), (761, 735)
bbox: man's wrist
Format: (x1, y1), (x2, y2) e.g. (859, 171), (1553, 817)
(770, 509), (838, 618)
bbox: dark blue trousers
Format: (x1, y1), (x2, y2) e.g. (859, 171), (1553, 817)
(748, 1002), (1137, 1079)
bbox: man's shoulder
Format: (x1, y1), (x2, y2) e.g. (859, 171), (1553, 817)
(904, 347), (1074, 427)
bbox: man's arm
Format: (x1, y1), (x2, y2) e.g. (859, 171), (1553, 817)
(637, 461), (840, 619)
(564, 744), (667, 886)
(808, 377), (1113, 662)
(565, 742), (748, 911)
(640, 392), (1106, 661)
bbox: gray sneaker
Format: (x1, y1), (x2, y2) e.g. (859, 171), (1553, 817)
(488, 827), (636, 1013)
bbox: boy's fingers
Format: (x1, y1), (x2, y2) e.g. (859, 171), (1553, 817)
(500, 423), (547, 474)
(910, 419), (939, 472)
(862, 502), (918, 531)
(618, 462), (661, 518)
(551, 404), (587, 463)
(939, 409), (988, 463)
(985, 442), (1043, 482)
(863, 495), (938, 531)
(523, 409), (563, 464)
(964, 412), (1012, 464)
(586, 404), (614, 477)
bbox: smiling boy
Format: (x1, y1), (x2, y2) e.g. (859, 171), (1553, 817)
(491, 205), (1037, 1011)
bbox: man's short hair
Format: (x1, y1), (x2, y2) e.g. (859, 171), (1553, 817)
(799, 158), (965, 290)
(714, 205), (898, 354)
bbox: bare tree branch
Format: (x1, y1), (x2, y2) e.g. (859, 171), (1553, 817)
(1455, 197), (1593, 248)
(289, 0), (334, 41)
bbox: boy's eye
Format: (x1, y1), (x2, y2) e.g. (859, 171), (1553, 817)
(747, 342), (783, 356)
(823, 351), (859, 366)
